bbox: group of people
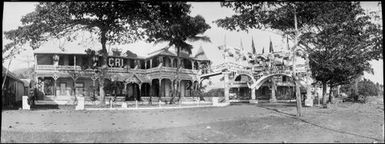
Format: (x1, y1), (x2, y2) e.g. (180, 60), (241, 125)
(28, 80), (42, 106)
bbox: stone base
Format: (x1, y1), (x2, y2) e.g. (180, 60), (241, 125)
(75, 97), (85, 110)
(249, 99), (258, 104)
(121, 102), (127, 108)
(304, 98), (314, 107)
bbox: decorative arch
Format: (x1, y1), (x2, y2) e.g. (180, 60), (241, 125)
(233, 73), (256, 84)
(249, 73), (292, 90)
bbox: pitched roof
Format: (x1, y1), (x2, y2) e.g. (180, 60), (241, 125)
(147, 47), (176, 57)
(194, 46), (209, 61)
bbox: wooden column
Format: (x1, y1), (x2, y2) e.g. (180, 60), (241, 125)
(158, 56), (163, 67)
(34, 54), (37, 70)
(170, 58), (174, 67)
(145, 60), (148, 69)
(53, 74), (59, 97)
(138, 83), (142, 100)
(190, 60), (194, 69)
(159, 79), (162, 97)
(150, 59), (153, 68)
(74, 55), (76, 69)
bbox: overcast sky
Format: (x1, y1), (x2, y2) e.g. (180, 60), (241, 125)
(2, 2), (383, 85)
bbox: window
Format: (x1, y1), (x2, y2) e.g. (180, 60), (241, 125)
(36, 54), (54, 65)
(59, 55), (65, 65)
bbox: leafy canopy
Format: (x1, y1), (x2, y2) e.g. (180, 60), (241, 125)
(215, 2), (382, 88)
(144, 3), (211, 54)
(4, 2), (152, 50)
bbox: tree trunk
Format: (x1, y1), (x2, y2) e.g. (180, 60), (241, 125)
(328, 85), (333, 104)
(295, 80), (302, 117)
(170, 47), (181, 104)
(322, 82), (327, 105)
(353, 75), (360, 101)
(99, 29), (108, 105)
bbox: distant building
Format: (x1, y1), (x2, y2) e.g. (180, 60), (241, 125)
(2, 66), (25, 107)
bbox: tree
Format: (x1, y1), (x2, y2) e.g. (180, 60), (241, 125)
(144, 4), (211, 104)
(3, 2), (197, 104)
(358, 79), (379, 96)
(340, 78), (380, 101)
(302, 2), (381, 103)
(215, 2), (382, 108)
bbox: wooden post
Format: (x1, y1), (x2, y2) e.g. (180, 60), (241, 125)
(170, 58), (174, 68)
(159, 79), (162, 98)
(53, 77), (58, 97)
(74, 55), (76, 69)
(138, 83), (142, 101)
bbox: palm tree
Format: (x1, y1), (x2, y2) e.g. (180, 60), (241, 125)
(151, 14), (211, 104)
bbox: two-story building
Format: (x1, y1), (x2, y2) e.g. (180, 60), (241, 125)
(33, 45), (211, 102)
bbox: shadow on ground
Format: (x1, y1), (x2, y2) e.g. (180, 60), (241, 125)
(257, 102), (383, 142)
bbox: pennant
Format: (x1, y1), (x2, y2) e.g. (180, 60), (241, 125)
(251, 36), (256, 54)
(262, 47), (265, 54)
(269, 37), (274, 53)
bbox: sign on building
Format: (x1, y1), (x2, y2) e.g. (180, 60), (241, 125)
(107, 57), (124, 68)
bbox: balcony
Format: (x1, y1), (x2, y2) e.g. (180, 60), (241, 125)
(36, 65), (81, 71)
(36, 64), (200, 75)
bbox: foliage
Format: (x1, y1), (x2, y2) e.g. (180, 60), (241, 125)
(142, 3), (211, 104)
(3, 2), (202, 103)
(341, 78), (379, 96)
(341, 78), (381, 103)
(215, 2), (382, 105)
(202, 88), (225, 97)
(358, 79), (379, 96)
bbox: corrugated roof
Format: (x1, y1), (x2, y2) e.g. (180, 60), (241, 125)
(2, 66), (23, 82)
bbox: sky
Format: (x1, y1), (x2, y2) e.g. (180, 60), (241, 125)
(2, 2), (383, 86)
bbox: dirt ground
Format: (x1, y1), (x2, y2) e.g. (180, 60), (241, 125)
(1, 96), (384, 143)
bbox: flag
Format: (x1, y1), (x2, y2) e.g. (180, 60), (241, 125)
(269, 37), (274, 53)
(251, 36), (256, 54)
